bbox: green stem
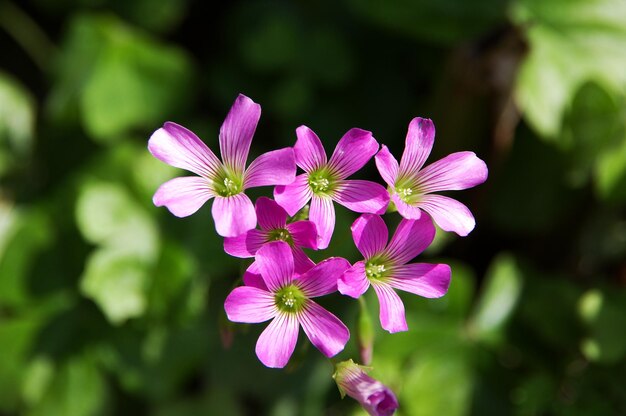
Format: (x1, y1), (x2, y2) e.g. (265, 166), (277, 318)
(0, 1), (56, 70)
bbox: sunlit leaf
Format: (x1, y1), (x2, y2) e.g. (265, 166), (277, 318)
(468, 254), (523, 345)
(75, 180), (159, 262)
(80, 247), (148, 325)
(0, 72), (34, 175)
(49, 14), (193, 141)
(513, 0), (626, 138)
(21, 356), (55, 406)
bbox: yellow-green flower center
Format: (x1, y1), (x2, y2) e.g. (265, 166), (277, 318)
(214, 169), (243, 197)
(365, 259), (390, 282)
(274, 284), (307, 313)
(267, 228), (293, 245)
(395, 178), (421, 203)
(308, 169), (335, 195)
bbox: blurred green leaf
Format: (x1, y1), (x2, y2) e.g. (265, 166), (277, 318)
(154, 388), (243, 416)
(25, 355), (106, 416)
(595, 131), (626, 203)
(578, 289), (626, 363)
(437, 260), (476, 322)
(513, 0), (626, 138)
(21, 356), (55, 406)
(468, 254), (523, 345)
(0, 71), (35, 176)
(348, 0), (507, 45)
(402, 344), (474, 416)
(147, 240), (199, 321)
(49, 14), (193, 141)
(0, 293), (71, 412)
(81, 247), (149, 325)
(561, 82), (624, 184)
(517, 272), (583, 350)
(511, 373), (556, 416)
(112, 0), (188, 33)
(0, 206), (53, 307)
(0, 316), (42, 411)
(75, 180), (159, 262)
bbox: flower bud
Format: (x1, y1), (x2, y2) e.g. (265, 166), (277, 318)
(333, 359), (398, 416)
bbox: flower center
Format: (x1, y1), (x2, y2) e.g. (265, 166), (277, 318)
(365, 260), (389, 282)
(308, 169), (334, 195)
(214, 170), (243, 197)
(267, 228), (293, 245)
(274, 284), (307, 313)
(395, 178), (420, 203)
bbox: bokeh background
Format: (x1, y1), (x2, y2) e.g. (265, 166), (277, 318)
(1, 0), (626, 415)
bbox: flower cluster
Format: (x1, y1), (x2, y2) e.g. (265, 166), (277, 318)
(149, 93), (487, 415)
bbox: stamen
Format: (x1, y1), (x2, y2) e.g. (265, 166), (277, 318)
(274, 284), (306, 313)
(365, 262), (388, 281)
(308, 170), (334, 194)
(310, 177), (330, 192)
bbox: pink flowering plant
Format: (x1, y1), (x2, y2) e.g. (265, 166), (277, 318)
(149, 93), (487, 415)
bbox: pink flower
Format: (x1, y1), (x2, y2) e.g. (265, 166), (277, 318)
(224, 241), (351, 368)
(375, 117), (488, 236)
(338, 214), (450, 333)
(274, 126), (390, 249)
(223, 197), (318, 273)
(333, 359), (399, 416)
(148, 94), (296, 237)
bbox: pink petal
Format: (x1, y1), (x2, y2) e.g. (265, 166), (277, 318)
(244, 147), (296, 188)
(255, 197), (287, 230)
(274, 174), (313, 216)
(219, 94), (261, 172)
(255, 241), (295, 291)
(417, 194), (476, 236)
(333, 180), (389, 215)
(385, 215), (435, 265)
(223, 229), (266, 258)
(287, 220), (318, 250)
(392, 193), (423, 220)
(374, 144), (400, 188)
(388, 263), (451, 298)
(293, 247), (316, 274)
(399, 117), (435, 177)
(310, 195), (335, 250)
(243, 262), (268, 290)
(224, 286), (277, 323)
(372, 283), (408, 333)
(153, 176), (215, 217)
(256, 313), (299, 368)
(417, 151), (488, 192)
(299, 301), (349, 357)
(294, 125), (327, 172)
(211, 193), (256, 237)
(350, 214), (388, 259)
(296, 257), (351, 298)
(337, 261), (370, 298)
(148, 122), (222, 178)
(328, 128), (378, 179)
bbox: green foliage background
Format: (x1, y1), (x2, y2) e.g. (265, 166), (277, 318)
(1, 0), (625, 415)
